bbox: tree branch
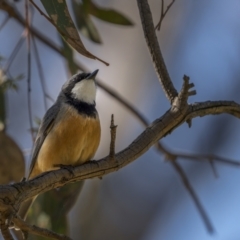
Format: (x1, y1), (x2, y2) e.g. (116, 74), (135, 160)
(12, 215), (72, 240)
(0, 99), (238, 222)
(136, 0), (178, 103)
(170, 160), (214, 233)
(155, 0), (176, 31)
(1, 0), (240, 235)
(188, 101), (240, 119)
(109, 114), (117, 161)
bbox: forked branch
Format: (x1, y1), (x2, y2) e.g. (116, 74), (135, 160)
(155, 0), (176, 31)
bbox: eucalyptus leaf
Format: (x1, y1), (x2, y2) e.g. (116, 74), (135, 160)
(72, 1), (102, 44)
(86, 1), (134, 26)
(40, 0), (108, 65)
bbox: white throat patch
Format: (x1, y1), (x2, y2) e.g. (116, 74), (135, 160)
(71, 79), (96, 104)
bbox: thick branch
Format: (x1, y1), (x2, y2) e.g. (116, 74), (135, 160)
(0, 100), (239, 216)
(136, 0), (178, 103)
(162, 101), (240, 134)
(188, 101), (240, 119)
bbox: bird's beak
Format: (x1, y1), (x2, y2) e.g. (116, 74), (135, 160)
(86, 69), (99, 80)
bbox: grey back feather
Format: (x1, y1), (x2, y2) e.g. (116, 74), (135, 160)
(28, 101), (61, 178)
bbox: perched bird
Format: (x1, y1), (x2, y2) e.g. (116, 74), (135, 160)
(18, 69), (101, 219)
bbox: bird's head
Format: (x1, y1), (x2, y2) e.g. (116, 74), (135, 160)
(62, 69), (98, 104)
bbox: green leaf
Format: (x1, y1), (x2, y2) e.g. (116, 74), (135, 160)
(72, 1), (102, 44)
(85, 1), (134, 26)
(40, 0), (108, 65)
(59, 36), (80, 75)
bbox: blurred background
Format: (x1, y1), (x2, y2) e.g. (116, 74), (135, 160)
(1, 0), (240, 239)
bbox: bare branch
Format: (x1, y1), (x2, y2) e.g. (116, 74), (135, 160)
(3, 31), (26, 73)
(0, 0), (60, 53)
(172, 152), (240, 167)
(12, 215), (72, 240)
(136, 0), (178, 103)
(170, 160), (215, 233)
(155, 0), (176, 31)
(0, 14), (9, 31)
(109, 114), (117, 161)
(188, 101), (240, 119)
(25, 0), (34, 142)
(0, 100), (238, 206)
(32, 36), (48, 110)
(171, 75), (196, 112)
(29, 0), (52, 22)
(0, 98), (237, 235)
(208, 160), (218, 178)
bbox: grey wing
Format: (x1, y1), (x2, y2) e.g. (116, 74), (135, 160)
(28, 103), (60, 178)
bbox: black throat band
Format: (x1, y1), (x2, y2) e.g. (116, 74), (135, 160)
(65, 93), (97, 118)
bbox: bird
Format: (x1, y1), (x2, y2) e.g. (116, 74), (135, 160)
(18, 69), (101, 220)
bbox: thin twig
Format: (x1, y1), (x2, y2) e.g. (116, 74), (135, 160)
(170, 160), (215, 233)
(32, 36), (48, 110)
(177, 152), (240, 167)
(109, 114), (117, 160)
(25, 0), (34, 142)
(45, 93), (55, 103)
(0, 15), (9, 31)
(171, 75), (196, 112)
(3, 31), (26, 72)
(0, 0), (61, 53)
(12, 215), (72, 240)
(155, 0), (176, 31)
(29, 0), (52, 23)
(208, 160), (218, 178)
